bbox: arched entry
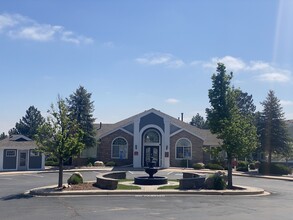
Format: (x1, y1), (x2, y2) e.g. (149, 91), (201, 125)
(142, 129), (161, 167)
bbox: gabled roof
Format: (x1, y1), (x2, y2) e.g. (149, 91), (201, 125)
(95, 108), (221, 146)
(0, 135), (37, 148)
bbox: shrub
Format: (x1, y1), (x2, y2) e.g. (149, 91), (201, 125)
(204, 171), (227, 190)
(237, 160), (249, 168)
(105, 161), (116, 167)
(270, 164), (292, 175)
(193, 163), (205, 170)
(67, 172), (83, 185)
(180, 159), (192, 167)
(45, 156), (58, 166)
(259, 162), (292, 175)
(205, 163), (224, 170)
(236, 166), (248, 172)
(87, 162), (93, 167)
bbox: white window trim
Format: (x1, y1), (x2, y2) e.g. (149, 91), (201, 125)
(6, 149), (16, 157)
(30, 149), (40, 157)
(111, 137), (128, 159)
(175, 138), (192, 160)
(143, 129), (160, 145)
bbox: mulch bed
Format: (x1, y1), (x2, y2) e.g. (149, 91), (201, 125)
(64, 182), (101, 191)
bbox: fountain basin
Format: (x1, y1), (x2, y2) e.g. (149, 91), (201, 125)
(134, 176), (168, 185)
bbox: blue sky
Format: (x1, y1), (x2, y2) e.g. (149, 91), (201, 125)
(1, 0), (293, 133)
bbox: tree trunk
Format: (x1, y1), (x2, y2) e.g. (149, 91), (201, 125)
(58, 158), (63, 188)
(227, 156), (233, 189)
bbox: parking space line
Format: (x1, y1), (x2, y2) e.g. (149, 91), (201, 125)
(22, 174), (44, 178)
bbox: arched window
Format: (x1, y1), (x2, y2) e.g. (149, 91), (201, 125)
(144, 129), (160, 144)
(112, 137), (128, 159)
(176, 138), (192, 159)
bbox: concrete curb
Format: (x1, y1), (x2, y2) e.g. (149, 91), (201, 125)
(28, 184), (265, 197)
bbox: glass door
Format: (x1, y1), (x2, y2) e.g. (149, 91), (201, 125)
(144, 146), (159, 167)
(18, 150), (28, 170)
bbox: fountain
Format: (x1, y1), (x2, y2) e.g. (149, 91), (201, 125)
(134, 157), (168, 185)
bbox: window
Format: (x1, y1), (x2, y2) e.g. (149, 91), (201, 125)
(6, 150), (16, 157)
(30, 149), (40, 157)
(112, 137), (128, 159)
(176, 138), (192, 159)
(144, 129), (160, 144)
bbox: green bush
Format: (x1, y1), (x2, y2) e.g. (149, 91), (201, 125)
(204, 172), (227, 190)
(193, 163), (205, 170)
(259, 163), (292, 175)
(236, 160), (249, 172)
(180, 159), (192, 167)
(236, 166), (248, 172)
(237, 160), (249, 168)
(67, 172), (83, 185)
(205, 163), (224, 170)
(105, 161), (116, 166)
(45, 156), (58, 166)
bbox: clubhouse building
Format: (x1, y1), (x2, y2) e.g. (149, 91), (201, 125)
(80, 108), (220, 168)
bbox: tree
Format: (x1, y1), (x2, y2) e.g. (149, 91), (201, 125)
(35, 97), (84, 187)
(12, 106), (45, 139)
(0, 132), (7, 140)
(234, 89), (256, 118)
(190, 113), (209, 129)
(259, 90), (290, 167)
(206, 63), (257, 188)
(67, 86), (96, 149)
(8, 128), (19, 136)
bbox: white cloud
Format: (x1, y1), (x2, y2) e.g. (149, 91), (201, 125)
(0, 13), (93, 44)
(203, 56), (246, 72)
(280, 100), (293, 106)
(136, 53), (184, 68)
(200, 56), (291, 83)
(165, 98), (179, 104)
(256, 72), (290, 83)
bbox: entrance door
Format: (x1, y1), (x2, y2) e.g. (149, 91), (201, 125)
(144, 146), (159, 167)
(18, 150), (28, 170)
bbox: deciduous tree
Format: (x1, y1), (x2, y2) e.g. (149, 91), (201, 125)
(35, 97), (84, 187)
(206, 63), (257, 188)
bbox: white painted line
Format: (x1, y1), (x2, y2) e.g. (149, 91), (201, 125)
(175, 173), (183, 176)
(22, 174), (44, 178)
(167, 172), (173, 175)
(0, 177), (13, 180)
(128, 171), (134, 175)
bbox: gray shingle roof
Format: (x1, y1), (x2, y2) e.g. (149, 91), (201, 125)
(95, 108), (221, 146)
(0, 135), (38, 148)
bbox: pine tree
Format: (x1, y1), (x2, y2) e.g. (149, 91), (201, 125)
(67, 86), (96, 148)
(13, 106), (45, 139)
(259, 90), (290, 166)
(0, 132), (7, 140)
(190, 113), (208, 129)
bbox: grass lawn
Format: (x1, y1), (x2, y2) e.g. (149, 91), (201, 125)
(117, 184), (141, 190)
(157, 185), (179, 190)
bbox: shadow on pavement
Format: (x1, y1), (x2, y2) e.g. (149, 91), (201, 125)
(1, 193), (33, 201)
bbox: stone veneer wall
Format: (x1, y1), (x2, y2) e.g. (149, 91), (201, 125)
(97, 129), (133, 166)
(170, 130), (204, 167)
